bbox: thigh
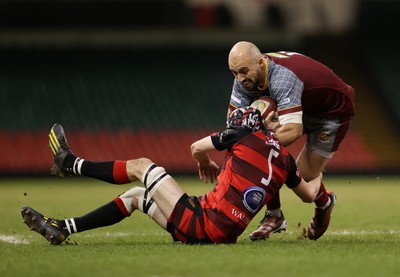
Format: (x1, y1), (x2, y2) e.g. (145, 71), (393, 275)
(129, 159), (186, 221)
(130, 196), (169, 229)
(303, 116), (352, 154)
(152, 176), (186, 220)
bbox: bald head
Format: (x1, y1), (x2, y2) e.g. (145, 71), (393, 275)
(228, 41), (265, 91)
(228, 41), (263, 67)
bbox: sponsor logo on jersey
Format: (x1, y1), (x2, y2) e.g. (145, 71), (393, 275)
(280, 97), (291, 105)
(232, 209), (251, 224)
(242, 186), (266, 213)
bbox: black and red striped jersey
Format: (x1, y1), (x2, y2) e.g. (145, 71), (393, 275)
(199, 126), (301, 243)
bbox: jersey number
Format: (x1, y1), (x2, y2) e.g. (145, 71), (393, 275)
(260, 149), (279, 187)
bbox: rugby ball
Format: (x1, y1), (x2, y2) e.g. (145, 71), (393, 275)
(251, 96), (278, 120)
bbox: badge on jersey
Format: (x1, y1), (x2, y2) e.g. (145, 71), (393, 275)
(243, 187), (266, 213)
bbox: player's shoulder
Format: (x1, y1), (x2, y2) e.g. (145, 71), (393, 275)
(266, 51), (308, 60)
(219, 126), (254, 143)
(212, 127), (253, 151)
(219, 126), (252, 138)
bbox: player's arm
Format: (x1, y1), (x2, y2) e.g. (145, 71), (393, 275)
(275, 123), (303, 146)
(270, 73), (304, 146)
(285, 154), (322, 203)
(191, 136), (215, 165)
(191, 128), (249, 183)
(191, 136), (220, 184)
(274, 111), (303, 146)
(227, 104), (236, 122)
(292, 173), (322, 203)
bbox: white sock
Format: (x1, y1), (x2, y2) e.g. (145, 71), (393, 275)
(73, 158), (85, 175)
(64, 218), (77, 234)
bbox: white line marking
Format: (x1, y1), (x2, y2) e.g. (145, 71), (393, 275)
(0, 235), (29, 244)
(330, 230), (400, 235)
(81, 230), (400, 238)
(4, 230), (396, 245)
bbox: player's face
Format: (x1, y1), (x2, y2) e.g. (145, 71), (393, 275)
(229, 59), (261, 91)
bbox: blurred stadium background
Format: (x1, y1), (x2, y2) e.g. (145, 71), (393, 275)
(0, 0), (399, 176)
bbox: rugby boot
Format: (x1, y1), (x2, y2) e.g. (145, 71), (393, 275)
(307, 192), (337, 240)
(249, 211), (287, 241)
(21, 206), (69, 245)
(48, 123), (75, 178)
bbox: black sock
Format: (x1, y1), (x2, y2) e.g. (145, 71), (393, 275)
(70, 200), (127, 233)
(81, 161), (116, 183)
(63, 155), (77, 169)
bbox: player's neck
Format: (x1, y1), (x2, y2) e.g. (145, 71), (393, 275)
(257, 58), (269, 91)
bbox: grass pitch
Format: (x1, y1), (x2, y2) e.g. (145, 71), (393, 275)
(0, 175), (399, 277)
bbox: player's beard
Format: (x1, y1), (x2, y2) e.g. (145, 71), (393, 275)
(242, 79), (257, 91)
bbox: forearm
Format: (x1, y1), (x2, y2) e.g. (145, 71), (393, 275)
(226, 105), (235, 126)
(191, 136), (215, 164)
(192, 151), (211, 165)
(293, 173), (322, 203)
(275, 123), (303, 147)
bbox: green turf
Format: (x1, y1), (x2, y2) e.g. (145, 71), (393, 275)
(0, 175), (399, 277)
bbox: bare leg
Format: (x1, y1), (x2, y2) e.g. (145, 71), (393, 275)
(296, 146), (330, 181)
(126, 158), (186, 221)
(296, 145), (330, 207)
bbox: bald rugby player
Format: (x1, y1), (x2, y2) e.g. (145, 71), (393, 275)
(227, 41), (355, 240)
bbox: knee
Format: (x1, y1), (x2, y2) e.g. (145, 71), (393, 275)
(126, 158), (155, 179)
(127, 157), (154, 168)
(297, 146), (330, 181)
(300, 194), (315, 203)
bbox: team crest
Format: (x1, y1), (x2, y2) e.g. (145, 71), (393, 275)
(187, 197), (196, 208)
(243, 187), (266, 213)
(320, 132), (329, 141)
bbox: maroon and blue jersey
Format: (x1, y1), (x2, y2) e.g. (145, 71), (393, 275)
(230, 51), (355, 118)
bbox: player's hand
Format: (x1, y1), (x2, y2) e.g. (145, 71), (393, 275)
(198, 160), (219, 184)
(264, 111), (280, 132)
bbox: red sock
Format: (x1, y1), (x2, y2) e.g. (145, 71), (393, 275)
(113, 197), (131, 217)
(81, 160), (130, 184)
(314, 182), (329, 207)
(113, 160), (130, 184)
